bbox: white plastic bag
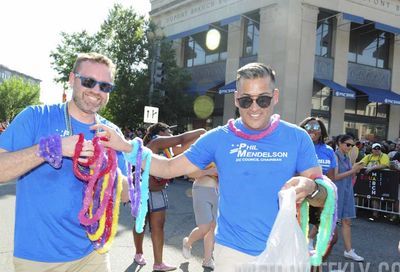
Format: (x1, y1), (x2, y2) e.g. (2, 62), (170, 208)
(237, 188), (310, 272)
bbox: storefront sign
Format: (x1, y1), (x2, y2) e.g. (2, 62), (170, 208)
(347, 0), (400, 16)
(163, 0), (242, 26)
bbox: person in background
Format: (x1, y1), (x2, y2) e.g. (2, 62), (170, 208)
(0, 52), (127, 272)
(299, 117), (337, 270)
(132, 122), (205, 272)
(360, 143), (390, 173)
(334, 134), (365, 262)
(355, 141), (365, 163)
(182, 163), (218, 270)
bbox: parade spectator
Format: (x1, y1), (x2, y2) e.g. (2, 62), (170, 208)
(182, 163), (218, 270)
(360, 143), (390, 173)
(326, 137), (336, 151)
(299, 117), (337, 268)
(0, 52), (127, 272)
(389, 142), (400, 171)
(388, 142), (400, 161)
(334, 134), (364, 262)
(355, 141), (365, 162)
(132, 122), (205, 271)
(97, 62), (327, 271)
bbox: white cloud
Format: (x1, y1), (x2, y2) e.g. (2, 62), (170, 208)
(0, 0), (150, 104)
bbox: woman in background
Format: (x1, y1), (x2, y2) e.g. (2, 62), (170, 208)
(334, 134), (364, 262)
(133, 122), (205, 271)
(299, 117), (337, 268)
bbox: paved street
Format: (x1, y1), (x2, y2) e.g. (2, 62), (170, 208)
(1, 179), (399, 272)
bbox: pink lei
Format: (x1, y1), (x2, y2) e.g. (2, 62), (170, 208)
(228, 114), (280, 141)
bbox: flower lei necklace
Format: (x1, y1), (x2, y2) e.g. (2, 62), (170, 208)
(299, 176), (338, 266)
(124, 138), (152, 233)
(65, 103), (121, 253)
(228, 114), (280, 140)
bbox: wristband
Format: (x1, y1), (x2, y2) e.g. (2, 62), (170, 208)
(307, 182), (319, 200)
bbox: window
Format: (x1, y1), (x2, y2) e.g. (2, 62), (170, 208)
(345, 91), (389, 118)
(312, 86), (331, 111)
(348, 23), (391, 68)
(315, 12), (333, 57)
(311, 82), (331, 129)
(243, 12), (260, 56)
(184, 25), (228, 67)
(344, 89), (389, 141)
(345, 121), (387, 141)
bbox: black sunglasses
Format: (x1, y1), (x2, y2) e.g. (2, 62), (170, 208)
(237, 95), (273, 109)
(344, 143), (355, 147)
(74, 73), (115, 93)
(373, 147), (381, 150)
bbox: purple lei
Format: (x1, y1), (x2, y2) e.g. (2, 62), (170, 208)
(129, 138), (143, 217)
(37, 134), (63, 168)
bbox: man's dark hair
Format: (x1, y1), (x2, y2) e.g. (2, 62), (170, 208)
(236, 63), (276, 90)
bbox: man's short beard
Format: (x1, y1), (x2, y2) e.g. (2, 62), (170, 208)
(73, 95), (107, 114)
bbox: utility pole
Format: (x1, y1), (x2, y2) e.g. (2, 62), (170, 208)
(149, 41), (161, 106)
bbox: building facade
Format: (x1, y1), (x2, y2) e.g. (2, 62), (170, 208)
(150, 0), (400, 141)
(0, 64), (41, 86)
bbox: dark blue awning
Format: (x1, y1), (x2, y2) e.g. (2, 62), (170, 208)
(315, 78), (355, 99)
(186, 80), (224, 95)
(342, 13), (364, 24)
(349, 84), (400, 105)
(375, 22), (400, 35)
(218, 81), (236, 94)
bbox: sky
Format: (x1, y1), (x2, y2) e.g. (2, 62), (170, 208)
(0, 0), (151, 104)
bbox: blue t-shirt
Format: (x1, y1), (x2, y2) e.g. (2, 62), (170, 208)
(0, 104), (127, 262)
(184, 118), (319, 256)
(314, 143), (336, 175)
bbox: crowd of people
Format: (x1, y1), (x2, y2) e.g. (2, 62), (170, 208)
(1, 52), (399, 272)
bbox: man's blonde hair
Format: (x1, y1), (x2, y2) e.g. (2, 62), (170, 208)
(72, 52), (116, 80)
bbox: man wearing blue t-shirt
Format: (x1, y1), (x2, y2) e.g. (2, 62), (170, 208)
(0, 53), (127, 272)
(100, 62), (327, 271)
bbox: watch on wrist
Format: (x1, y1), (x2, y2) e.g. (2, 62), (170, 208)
(307, 182), (320, 200)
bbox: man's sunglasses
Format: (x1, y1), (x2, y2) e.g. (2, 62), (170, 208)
(373, 147), (381, 150)
(236, 95), (273, 109)
(74, 73), (115, 93)
(344, 143), (355, 147)
(304, 123), (320, 131)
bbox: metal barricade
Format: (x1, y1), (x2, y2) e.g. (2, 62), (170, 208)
(353, 169), (400, 215)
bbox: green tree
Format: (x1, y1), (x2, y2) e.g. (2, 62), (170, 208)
(97, 5), (149, 126)
(0, 77), (40, 122)
(50, 4), (193, 128)
(150, 40), (194, 126)
(50, 31), (99, 89)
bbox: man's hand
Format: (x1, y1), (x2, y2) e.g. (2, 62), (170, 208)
(282, 176), (316, 203)
(91, 124), (132, 153)
(61, 135), (80, 157)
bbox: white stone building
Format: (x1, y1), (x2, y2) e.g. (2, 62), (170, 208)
(150, 0), (400, 141)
